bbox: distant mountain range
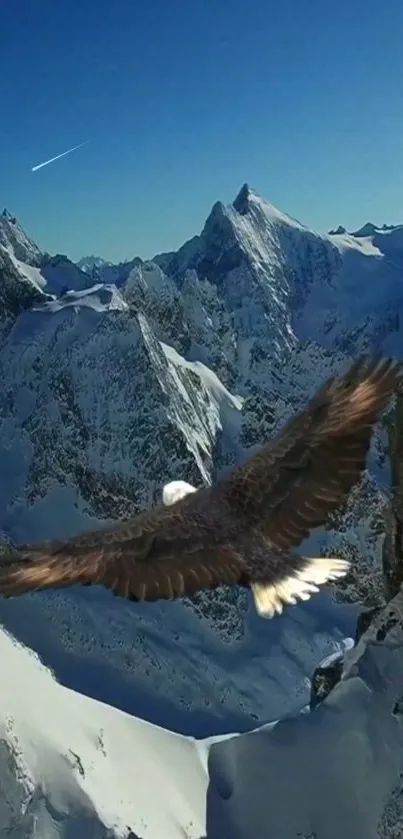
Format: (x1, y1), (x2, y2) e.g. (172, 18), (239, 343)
(76, 254), (113, 274)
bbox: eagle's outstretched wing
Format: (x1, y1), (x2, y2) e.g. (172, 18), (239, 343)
(222, 356), (402, 550)
(0, 494), (244, 600)
(0, 355), (400, 608)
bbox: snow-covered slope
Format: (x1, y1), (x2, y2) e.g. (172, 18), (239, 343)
(1, 184), (403, 836)
(0, 614), (362, 839)
(207, 650), (403, 839)
(0, 627), (207, 839)
(2, 617), (401, 839)
(40, 253), (93, 295)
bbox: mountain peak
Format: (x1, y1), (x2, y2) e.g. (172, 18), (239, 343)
(1, 208), (17, 224)
(77, 255), (112, 274)
(233, 183), (253, 215)
(352, 222), (378, 237)
(328, 225), (347, 236)
(0, 210), (43, 266)
(231, 184), (307, 233)
(232, 183), (269, 216)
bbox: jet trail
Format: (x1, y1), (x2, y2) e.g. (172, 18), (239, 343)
(31, 141), (89, 172)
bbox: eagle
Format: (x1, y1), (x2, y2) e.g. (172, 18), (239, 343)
(0, 356), (401, 618)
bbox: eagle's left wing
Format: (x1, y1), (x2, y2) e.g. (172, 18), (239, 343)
(0, 493), (244, 601)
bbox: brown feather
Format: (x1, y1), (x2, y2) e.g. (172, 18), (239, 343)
(0, 524), (245, 601)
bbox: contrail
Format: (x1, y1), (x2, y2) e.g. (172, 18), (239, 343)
(31, 141), (89, 172)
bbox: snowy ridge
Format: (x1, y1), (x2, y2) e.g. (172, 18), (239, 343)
(158, 340), (243, 483)
(0, 210), (42, 266)
(33, 283), (129, 314)
(39, 253), (94, 295)
(1, 247), (48, 294)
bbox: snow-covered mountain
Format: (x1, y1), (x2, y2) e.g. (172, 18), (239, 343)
(0, 210), (92, 305)
(77, 255), (113, 274)
(1, 184), (403, 836)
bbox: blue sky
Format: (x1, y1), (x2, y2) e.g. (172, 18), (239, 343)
(1, 0), (402, 262)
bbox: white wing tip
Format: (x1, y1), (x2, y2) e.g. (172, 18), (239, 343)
(251, 557), (350, 619)
(162, 480), (197, 506)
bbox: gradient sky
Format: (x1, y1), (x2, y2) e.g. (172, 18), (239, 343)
(1, 0), (402, 262)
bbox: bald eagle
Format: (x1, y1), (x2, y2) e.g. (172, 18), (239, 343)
(0, 356), (400, 618)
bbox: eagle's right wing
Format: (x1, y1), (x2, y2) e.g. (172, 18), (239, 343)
(221, 356), (402, 552)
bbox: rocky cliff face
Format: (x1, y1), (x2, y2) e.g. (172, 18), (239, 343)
(0, 247), (44, 335)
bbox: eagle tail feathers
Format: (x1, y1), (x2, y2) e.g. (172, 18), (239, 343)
(251, 556), (349, 619)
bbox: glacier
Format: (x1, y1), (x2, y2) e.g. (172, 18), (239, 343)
(1, 185), (403, 836)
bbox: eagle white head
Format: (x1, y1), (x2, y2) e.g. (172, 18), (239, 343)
(162, 480), (197, 506)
